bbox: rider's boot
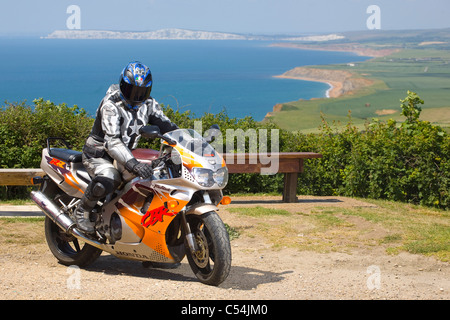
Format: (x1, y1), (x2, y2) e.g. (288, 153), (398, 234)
(74, 179), (104, 234)
(74, 203), (95, 234)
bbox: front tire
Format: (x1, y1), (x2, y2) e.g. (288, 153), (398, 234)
(184, 211), (231, 286)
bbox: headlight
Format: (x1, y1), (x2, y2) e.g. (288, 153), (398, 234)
(191, 167), (229, 188)
(192, 168), (214, 187)
(213, 167), (228, 187)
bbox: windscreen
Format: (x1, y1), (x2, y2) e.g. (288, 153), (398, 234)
(164, 129), (216, 157)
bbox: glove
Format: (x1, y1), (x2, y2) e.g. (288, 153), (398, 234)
(125, 158), (153, 179)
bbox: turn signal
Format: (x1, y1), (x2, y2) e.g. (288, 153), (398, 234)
(30, 176), (44, 185)
(165, 200), (179, 210)
(220, 196), (232, 205)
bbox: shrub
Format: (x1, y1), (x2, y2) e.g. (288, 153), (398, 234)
(0, 98), (93, 169)
(0, 99), (93, 199)
(294, 92), (449, 209)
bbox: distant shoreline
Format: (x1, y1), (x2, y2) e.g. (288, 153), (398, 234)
(265, 43), (394, 119)
(44, 29), (346, 42)
(275, 73), (343, 98)
(266, 65), (375, 120)
(270, 42), (396, 99)
(270, 42), (399, 58)
(274, 66), (374, 98)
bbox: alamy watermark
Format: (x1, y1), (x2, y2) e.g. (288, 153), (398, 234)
(366, 5), (381, 30)
(66, 265), (81, 290)
(192, 121), (280, 175)
(66, 5), (81, 30)
(366, 265), (381, 290)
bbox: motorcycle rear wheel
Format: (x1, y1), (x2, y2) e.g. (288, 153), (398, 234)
(184, 211), (231, 286)
(44, 216), (102, 267)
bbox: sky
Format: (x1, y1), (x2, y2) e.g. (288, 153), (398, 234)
(0, 0), (449, 36)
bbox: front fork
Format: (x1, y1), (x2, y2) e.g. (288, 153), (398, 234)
(180, 210), (199, 253)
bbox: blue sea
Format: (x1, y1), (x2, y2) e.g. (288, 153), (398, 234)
(0, 39), (369, 121)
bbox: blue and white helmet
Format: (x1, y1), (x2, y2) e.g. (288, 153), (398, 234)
(119, 61), (153, 109)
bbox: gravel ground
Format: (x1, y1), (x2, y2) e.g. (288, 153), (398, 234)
(0, 196), (448, 300)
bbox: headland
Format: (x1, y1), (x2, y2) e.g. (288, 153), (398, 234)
(274, 67), (373, 99)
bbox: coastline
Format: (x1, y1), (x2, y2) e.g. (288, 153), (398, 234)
(275, 73), (343, 99)
(274, 67), (373, 99)
(270, 42), (400, 58)
(268, 42), (396, 109)
(265, 66), (374, 120)
(325, 82), (333, 98)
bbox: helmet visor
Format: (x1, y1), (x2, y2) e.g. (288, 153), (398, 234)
(120, 81), (151, 104)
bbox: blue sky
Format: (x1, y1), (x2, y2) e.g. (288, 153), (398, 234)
(1, 0), (449, 36)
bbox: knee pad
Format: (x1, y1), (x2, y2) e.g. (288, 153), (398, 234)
(85, 169), (121, 201)
(91, 180), (107, 199)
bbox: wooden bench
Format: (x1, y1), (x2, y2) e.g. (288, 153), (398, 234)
(0, 152), (322, 203)
(223, 152), (322, 203)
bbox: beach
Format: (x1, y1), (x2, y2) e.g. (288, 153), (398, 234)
(276, 73), (342, 99)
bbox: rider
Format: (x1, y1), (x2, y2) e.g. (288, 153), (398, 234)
(75, 61), (178, 234)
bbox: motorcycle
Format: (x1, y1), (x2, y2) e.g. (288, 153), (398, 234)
(30, 125), (232, 286)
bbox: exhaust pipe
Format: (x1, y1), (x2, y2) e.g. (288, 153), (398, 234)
(31, 191), (106, 250)
(31, 191), (75, 232)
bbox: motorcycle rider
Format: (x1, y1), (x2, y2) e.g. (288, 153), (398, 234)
(75, 61), (178, 234)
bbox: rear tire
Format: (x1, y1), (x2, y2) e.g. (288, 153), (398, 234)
(44, 216), (102, 267)
(39, 177), (102, 267)
(184, 211), (231, 286)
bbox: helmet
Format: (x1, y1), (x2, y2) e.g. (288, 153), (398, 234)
(119, 61), (153, 108)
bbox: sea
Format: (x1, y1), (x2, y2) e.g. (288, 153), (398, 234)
(0, 39), (369, 121)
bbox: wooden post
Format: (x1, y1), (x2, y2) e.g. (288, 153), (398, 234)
(282, 172), (299, 203)
(281, 158), (303, 203)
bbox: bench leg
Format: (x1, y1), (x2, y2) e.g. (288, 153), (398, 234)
(283, 172), (298, 203)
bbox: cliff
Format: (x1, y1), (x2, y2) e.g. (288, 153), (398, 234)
(44, 29), (345, 41)
(45, 29), (248, 40)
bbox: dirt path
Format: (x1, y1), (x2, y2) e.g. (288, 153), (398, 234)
(0, 196), (448, 300)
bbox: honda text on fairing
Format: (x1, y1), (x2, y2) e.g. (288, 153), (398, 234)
(31, 125), (232, 286)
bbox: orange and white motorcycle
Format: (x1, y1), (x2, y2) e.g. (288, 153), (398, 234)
(31, 125), (232, 286)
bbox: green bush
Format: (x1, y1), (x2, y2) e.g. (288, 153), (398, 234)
(0, 99), (94, 199)
(292, 92), (449, 209)
(0, 98), (93, 169)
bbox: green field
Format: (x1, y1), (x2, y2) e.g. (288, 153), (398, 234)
(270, 47), (450, 132)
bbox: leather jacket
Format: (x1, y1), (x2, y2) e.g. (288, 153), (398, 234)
(83, 84), (178, 165)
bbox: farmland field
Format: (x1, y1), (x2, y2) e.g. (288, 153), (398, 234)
(269, 47), (450, 132)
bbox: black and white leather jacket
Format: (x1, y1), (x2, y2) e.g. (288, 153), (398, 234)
(83, 84), (178, 165)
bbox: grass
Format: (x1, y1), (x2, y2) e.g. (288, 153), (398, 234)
(270, 48), (450, 132)
(226, 198), (450, 261)
(0, 199), (35, 206)
(0, 217), (45, 247)
(224, 223), (240, 241)
(227, 206), (291, 217)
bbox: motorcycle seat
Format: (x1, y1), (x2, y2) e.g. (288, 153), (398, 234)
(132, 149), (160, 162)
(49, 148), (83, 163)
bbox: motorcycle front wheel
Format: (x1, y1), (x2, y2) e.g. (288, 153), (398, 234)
(184, 211), (231, 286)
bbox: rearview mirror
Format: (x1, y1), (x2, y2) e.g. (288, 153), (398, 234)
(204, 124), (221, 143)
(139, 125), (161, 140)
